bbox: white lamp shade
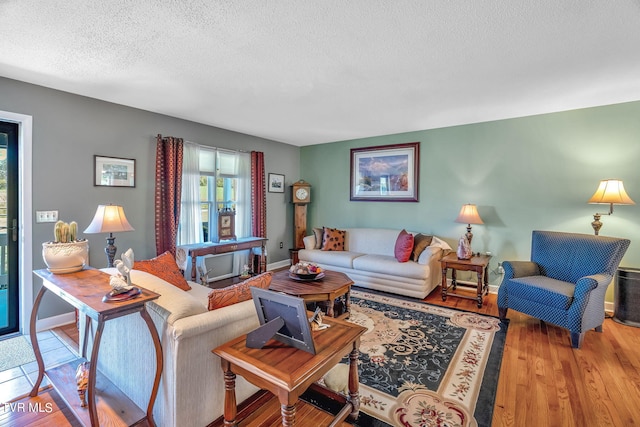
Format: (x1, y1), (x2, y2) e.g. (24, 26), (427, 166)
(588, 179), (635, 205)
(455, 204), (484, 225)
(84, 205), (135, 234)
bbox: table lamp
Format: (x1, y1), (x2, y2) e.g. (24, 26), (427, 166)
(84, 205), (135, 267)
(587, 179), (635, 235)
(455, 204), (484, 245)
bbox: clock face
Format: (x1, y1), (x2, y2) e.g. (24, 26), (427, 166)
(295, 188), (308, 201)
(221, 216), (231, 227)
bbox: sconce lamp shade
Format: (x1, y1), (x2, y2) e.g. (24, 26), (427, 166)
(84, 205), (135, 234)
(587, 179), (635, 206)
(84, 205), (134, 267)
(455, 204), (484, 225)
(587, 179), (635, 235)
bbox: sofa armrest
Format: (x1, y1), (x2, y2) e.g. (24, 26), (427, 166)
(503, 261), (541, 280)
(303, 235), (316, 250)
(170, 299), (259, 341)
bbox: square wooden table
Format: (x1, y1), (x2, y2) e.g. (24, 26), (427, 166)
(213, 315), (366, 426)
(269, 269), (353, 318)
(441, 252), (491, 308)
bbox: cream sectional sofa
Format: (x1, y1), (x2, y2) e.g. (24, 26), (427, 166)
(298, 228), (451, 299)
(81, 268), (260, 427)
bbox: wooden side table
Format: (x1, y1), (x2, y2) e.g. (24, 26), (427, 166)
(31, 268), (163, 427)
(441, 252), (491, 308)
(213, 315), (366, 426)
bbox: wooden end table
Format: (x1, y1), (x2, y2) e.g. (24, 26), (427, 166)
(31, 268), (163, 427)
(269, 269), (353, 318)
(441, 252), (491, 308)
(213, 315), (366, 427)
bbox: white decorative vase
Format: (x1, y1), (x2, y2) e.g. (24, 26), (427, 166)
(42, 240), (89, 274)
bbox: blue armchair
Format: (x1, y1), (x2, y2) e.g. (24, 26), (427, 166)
(498, 230), (630, 348)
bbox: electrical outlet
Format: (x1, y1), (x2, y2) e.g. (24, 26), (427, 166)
(279, 242), (284, 249)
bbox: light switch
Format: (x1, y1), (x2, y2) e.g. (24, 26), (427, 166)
(36, 210), (59, 223)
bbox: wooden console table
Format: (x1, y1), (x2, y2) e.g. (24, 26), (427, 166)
(180, 237), (267, 281)
(31, 268), (163, 427)
(213, 315), (366, 426)
(441, 252), (491, 308)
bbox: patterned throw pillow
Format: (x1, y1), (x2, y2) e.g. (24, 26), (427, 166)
(312, 227), (324, 249)
(412, 234), (434, 261)
(207, 271), (273, 310)
(321, 227), (346, 251)
(134, 251), (192, 291)
(394, 229), (414, 263)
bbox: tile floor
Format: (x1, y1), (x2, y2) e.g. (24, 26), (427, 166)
(0, 330), (78, 404)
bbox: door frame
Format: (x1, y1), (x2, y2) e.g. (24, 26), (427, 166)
(0, 110), (33, 334)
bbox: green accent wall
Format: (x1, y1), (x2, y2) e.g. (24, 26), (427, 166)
(301, 101), (640, 300)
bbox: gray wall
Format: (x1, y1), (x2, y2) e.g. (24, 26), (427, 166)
(0, 76), (300, 318)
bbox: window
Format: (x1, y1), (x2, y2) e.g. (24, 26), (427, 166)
(178, 144), (250, 245)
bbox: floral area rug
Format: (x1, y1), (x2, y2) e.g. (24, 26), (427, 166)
(320, 290), (508, 427)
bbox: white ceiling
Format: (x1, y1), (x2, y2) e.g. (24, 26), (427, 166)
(2, 1), (640, 146)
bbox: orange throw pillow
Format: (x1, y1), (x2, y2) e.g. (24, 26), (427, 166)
(321, 227), (346, 251)
(394, 229), (414, 263)
(208, 271), (273, 310)
(134, 251), (192, 291)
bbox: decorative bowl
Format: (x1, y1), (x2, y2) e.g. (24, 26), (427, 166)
(289, 262), (322, 280)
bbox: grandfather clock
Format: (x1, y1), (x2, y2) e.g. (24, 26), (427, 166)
(291, 180), (311, 252)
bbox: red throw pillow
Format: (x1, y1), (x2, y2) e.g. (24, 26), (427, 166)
(134, 251), (192, 291)
(321, 227), (346, 251)
(208, 272), (273, 310)
(394, 230), (414, 263)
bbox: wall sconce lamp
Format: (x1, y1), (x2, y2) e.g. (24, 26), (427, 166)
(455, 204), (484, 245)
(84, 204), (135, 267)
(587, 179), (635, 235)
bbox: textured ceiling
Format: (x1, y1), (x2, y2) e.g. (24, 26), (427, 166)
(2, 1), (640, 146)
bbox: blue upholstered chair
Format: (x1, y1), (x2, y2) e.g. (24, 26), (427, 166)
(498, 230), (630, 348)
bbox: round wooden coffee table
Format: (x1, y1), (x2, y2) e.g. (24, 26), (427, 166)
(269, 269), (353, 318)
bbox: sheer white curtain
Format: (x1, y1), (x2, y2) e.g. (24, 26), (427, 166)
(177, 141), (203, 246)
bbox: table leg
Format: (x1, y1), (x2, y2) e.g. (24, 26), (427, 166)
(345, 288), (351, 318)
(29, 287), (47, 397)
(222, 360), (237, 427)
(191, 255), (197, 281)
(87, 319), (105, 426)
(476, 269), (483, 308)
(451, 269), (458, 290)
(348, 344), (360, 419)
(441, 266), (448, 301)
(140, 308), (163, 425)
(280, 403), (297, 427)
(327, 299), (335, 318)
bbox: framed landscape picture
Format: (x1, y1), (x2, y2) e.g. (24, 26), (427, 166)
(350, 142), (420, 202)
(94, 155), (136, 187)
(268, 173), (285, 193)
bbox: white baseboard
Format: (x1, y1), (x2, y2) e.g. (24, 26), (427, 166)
(268, 259), (291, 271)
(35, 312), (75, 332)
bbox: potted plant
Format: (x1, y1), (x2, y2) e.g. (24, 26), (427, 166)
(42, 220), (89, 273)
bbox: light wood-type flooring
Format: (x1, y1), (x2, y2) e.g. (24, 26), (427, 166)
(2, 287), (639, 426)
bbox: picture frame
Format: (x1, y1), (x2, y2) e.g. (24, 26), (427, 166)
(249, 287), (316, 354)
(268, 173), (285, 193)
(94, 155), (136, 188)
(350, 142), (420, 202)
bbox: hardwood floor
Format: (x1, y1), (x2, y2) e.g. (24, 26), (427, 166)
(3, 287), (640, 426)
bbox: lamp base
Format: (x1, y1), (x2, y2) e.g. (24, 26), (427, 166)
(105, 233), (117, 268)
(591, 214), (603, 236)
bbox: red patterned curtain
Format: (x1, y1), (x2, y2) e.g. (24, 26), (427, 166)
(251, 151), (266, 238)
(155, 134), (184, 256)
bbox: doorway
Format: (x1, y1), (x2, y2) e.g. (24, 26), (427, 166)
(0, 121), (19, 336)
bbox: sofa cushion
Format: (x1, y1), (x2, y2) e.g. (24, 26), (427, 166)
(134, 251), (192, 291)
(353, 254), (429, 280)
(394, 229), (414, 262)
(208, 271), (273, 310)
(299, 249), (364, 268)
(506, 275), (575, 310)
(312, 227), (324, 249)
(412, 234), (433, 261)
(321, 227), (346, 251)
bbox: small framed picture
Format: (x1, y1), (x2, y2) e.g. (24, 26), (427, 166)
(94, 155), (136, 187)
(268, 173), (285, 193)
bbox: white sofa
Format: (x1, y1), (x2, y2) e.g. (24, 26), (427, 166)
(81, 269), (260, 427)
(298, 228), (451, 299)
